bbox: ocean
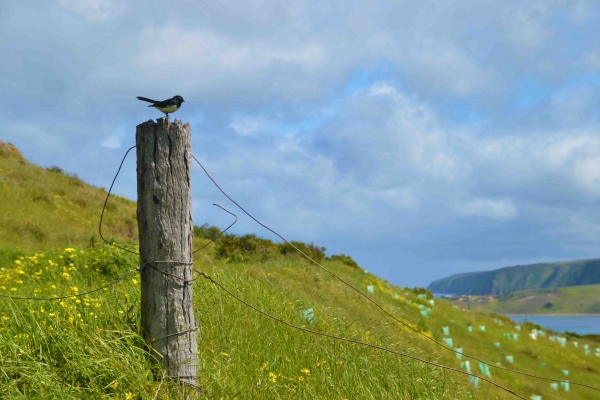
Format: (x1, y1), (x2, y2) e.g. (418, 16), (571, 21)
(506, 315), (600, 335)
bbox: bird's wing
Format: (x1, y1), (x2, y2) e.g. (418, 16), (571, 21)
(152, 98), (177, 108)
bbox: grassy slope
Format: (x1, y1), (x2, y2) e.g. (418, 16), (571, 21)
(0, 141), (137, 251)
(446, 284), (600, 314)
(1, 142), (600, 399)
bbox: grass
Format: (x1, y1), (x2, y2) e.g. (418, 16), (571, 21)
(0, 141), (137, 251)
(2, 243), (600, 399)
(1, 141), (600, 399)
(446, 285), (600, 315)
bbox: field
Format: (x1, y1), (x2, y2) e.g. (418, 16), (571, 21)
(446, 285), (600, 315)
(1, 142), (600, 399)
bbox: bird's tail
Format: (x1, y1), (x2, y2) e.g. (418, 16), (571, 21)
(136, 96), (156, 104)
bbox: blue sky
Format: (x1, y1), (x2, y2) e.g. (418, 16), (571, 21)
(2, 0), (600, 287)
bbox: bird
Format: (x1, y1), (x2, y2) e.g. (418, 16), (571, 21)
(136, 95), (185, 116)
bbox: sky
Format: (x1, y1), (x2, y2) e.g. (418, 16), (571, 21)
(2, 0), (600, 288)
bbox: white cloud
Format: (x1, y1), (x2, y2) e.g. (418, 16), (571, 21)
(57, 0), (125, 22)
(4, 0), (600, 286)
(100, 133), (121, 149)
(456, 198), (518, 221)
(504, 2), (553, 54)
(229, 115), (274, 136)
(403, 36), (503, 97)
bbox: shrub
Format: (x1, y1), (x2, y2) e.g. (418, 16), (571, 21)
(215, 234), (278, 262)
(328, 254), (360, 269)
(279, 241), (326, 262)
(194, 223), (222, 242)
(412, 287), (433, 299)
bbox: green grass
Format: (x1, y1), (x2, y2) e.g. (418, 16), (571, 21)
(2, 243), (600, 399)
(0, 141), (137, 251)
(447, 285), (600, 315)
(2, 141), (600, 399)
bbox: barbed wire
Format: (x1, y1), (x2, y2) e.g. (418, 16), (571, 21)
(142, 252), (523, 399)
(194, 267), (526, 400)
(98, 145), (237, 256)
(192, 153), (600, 393)
(3, 142), (596, 397)
(0, 260), (195, 301)
(0, 267), (138, 301)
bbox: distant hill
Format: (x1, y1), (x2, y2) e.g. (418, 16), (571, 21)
(445, 283), (600, 314)
(428, 259), (600, 295)
(3, 142), (600, 398)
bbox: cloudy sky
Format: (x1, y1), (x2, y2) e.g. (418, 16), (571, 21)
(2, 0), (600, 287)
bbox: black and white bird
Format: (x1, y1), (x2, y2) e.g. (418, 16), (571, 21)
(136, 95), (185, 116)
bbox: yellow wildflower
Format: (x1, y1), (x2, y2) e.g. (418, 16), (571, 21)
(125, 393), (134, 400)
(64, 248), (75, 253)
(268, 372), (277, 383)
(301, 368), (310, 376)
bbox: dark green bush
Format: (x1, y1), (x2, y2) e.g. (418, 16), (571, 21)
(328, 254), (359, 269)
(279, 241), (326, 262)
(194, 223), (222, 242)
(208, 225), (329, 265)
(215, 234), (278, 262)
(412, 287), (433, 299)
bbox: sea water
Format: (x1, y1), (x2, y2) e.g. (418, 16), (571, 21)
(507, 315), (600, 335)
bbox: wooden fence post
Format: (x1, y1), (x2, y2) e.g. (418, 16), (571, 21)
(135, 117), (198, 389)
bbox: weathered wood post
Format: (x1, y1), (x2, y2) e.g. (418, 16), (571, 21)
(136, 117), (198, 389)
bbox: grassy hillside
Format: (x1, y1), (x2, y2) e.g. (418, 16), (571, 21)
(3, 244), (600, 399)
(446, 284), (600, 315)
(0, 141), (137, 250)
(428, 259), (600, 296)
(1, 142), (600, 399)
